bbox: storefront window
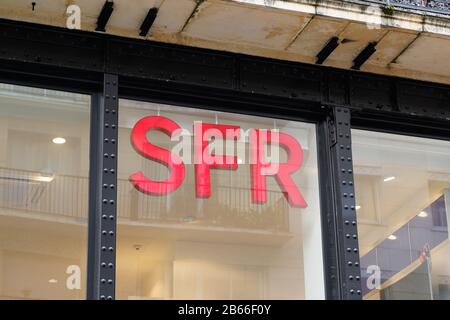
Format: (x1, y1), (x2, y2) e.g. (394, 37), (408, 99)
(0, 83), (90, 299)
(116, 100), (324, 299)
(353, 130), (450, 300)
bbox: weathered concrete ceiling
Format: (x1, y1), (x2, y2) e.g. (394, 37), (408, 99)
(0, 0), (449, 84)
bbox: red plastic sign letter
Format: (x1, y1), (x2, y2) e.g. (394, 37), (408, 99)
(130, 116), (185, 195)
(194, 122), (240, 198)
(250, 129), (307, 208)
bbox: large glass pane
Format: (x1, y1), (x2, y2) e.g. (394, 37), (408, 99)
(0, 83), (90, 299)
(353, 129), (450, 300)
(116, 100), (324, 300)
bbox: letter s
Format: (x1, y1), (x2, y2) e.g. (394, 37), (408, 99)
(130, 116), (185, 195)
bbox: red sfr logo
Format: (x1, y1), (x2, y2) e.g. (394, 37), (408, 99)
(129, 116), (307, 208)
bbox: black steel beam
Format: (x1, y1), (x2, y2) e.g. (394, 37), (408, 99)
(0, 18), (448, 125)
(352, 42), (377, 70)
(87, 74), (119, 300)
(351, 111), (450, 141)
(96, 1), (114, 32)
(318, 106), (364, 300)
(139, 7), (158, 37)
(316, 37), (339, 65)
(0, 60), (102, 93)
(328, 107), (362, 299)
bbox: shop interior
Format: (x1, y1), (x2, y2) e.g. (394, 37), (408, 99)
(353, 130), (450, 300)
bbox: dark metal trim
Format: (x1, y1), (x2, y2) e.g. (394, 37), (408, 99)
(87, 93), (101, 300)
(118, 76), (325, 123)
(317, 116), (340, 299)
(87, 74), (118, 300)
(351, 111), (450, 141)
(0, 61), (102, 94)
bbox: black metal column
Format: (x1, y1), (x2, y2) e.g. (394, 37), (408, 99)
(327, 107), (362, 299)
(87, 74), (118, 300)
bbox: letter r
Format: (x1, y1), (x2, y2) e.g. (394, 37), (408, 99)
(250, 129), (307, 208)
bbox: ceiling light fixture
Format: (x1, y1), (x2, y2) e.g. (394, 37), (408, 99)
(181, 216), (195, 223)
(418, 211), (428, 218)
(383, 176), (396, 182)
(52, 137), (66, 144)
(48, 279), (58, 284)
(34, 174), (55, 183)
(388, 234), (397, 240)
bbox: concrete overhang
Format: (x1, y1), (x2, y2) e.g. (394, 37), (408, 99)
(0, 0), (449, 84)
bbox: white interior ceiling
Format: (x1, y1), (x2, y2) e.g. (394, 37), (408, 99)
(0, 0), (449, 84)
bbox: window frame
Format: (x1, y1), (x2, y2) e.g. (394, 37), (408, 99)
(114, 91), (329, 300)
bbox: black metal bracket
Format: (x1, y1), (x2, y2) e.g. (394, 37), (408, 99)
(352, 42), (377, 70)
(96, 1), (114, 32)
(139, 7), (158, 37)
(316, 37), (339, 65)
(87, 74), (118, 300)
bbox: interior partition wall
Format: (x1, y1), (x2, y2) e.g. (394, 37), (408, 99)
(0, 18), (449, 300)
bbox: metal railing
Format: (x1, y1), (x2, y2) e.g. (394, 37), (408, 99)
(354, 0), (450, 13)
(0, 167), (89, 220)
(0, 167), (290, 232)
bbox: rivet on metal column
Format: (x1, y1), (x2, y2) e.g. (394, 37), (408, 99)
(87, 74), (118, 300)
(329, 107), (362, 299)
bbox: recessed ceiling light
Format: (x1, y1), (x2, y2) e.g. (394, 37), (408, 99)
(418, 211), (428, 218)
(355, 205), (361, 210)
(388, 234), (397, 240)
(52, 137), (66, 144)
(181, 216), (195, 223)
(383, 176), (396, 182)
(48, 279), (58, 284)
(34, 174), (55, 183)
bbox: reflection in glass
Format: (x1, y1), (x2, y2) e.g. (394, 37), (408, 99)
(0, 84), (89, 299)
(354, 130), (450, 300)
(116, 100), (324, 300)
